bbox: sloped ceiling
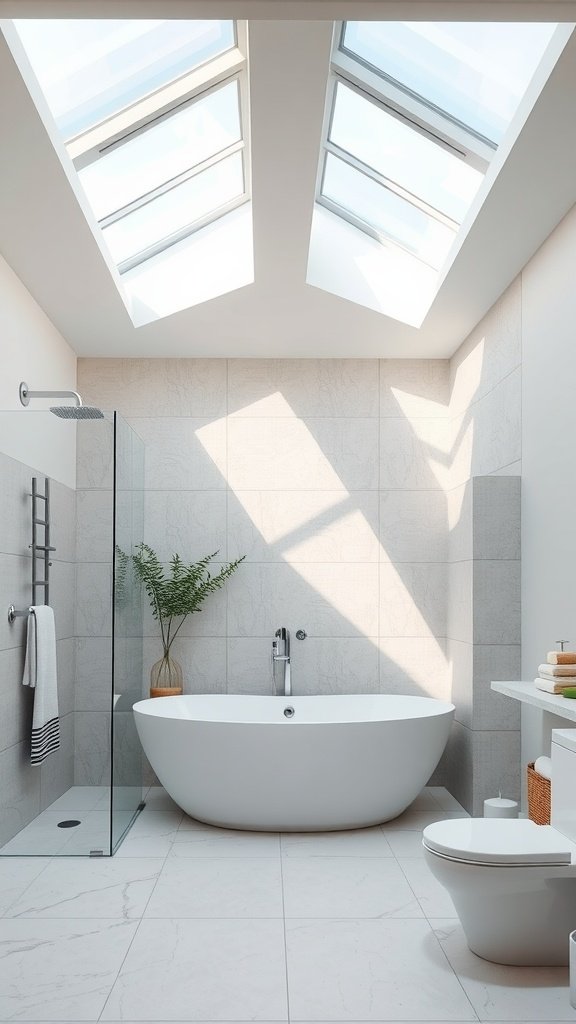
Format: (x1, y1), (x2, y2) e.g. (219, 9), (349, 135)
(0, 3), (575, 357)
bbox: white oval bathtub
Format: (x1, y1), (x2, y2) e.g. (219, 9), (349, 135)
(134, 694), (454, 831)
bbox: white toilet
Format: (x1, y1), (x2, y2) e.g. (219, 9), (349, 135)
(423, 728), (576, 965)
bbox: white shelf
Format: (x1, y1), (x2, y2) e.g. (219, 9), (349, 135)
(491, 680), (576, 722)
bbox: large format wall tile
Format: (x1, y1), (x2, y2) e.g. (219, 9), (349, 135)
(75, 489), (113, 562)
(228, 490), (380, 563)
(473, 560), (520, 644)
(472, 644), (521, 731)
(380, 418), (450, 490)
(0, 553), (32, 652)
(0, 647), (31, 753)
(450, 275), (521, 418)
(447, 560), (473, 644)
(79, 357), (228, 418)
(288, 636), (380, 694)
(0, 451), (34, 558)
(74, 711), (111, 786)
(136, 417), (228, 490)
(472, 475), (521, 560)
(380, 359), (449, 417)
(379, 637), (450, 699)
(228, 416), (379, 491)
(379, 563), (448, 638)
(75, 563), (113, 638)
(76, 418), (114, 489)
(0, 740), (41, 847)
(379, 489), (447, 562)
(144, 490), (228, 562)
(228, 358), (379, 418)
(75, 638), (113, 711)
(227, 562), (379, 638)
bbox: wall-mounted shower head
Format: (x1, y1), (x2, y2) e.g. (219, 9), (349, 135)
(19, 381), (103, 418)
(50, 406), (104, 420)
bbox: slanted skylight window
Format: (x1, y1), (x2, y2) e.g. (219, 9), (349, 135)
(13, 19), (250, 273)
(317, 21), (556, 271)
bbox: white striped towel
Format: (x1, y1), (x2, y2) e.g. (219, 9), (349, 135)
(22, 606), (60, 764)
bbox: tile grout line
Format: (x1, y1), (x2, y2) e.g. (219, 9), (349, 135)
(278, 833), (292, 1024)
(96, 807), (180, 1021)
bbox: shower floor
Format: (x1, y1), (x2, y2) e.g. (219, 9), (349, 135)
(0, 786), (142, 856)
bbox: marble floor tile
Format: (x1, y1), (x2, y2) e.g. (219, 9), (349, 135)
(282, 857), (423, 919)
(178, 814), (220, 831)
(382, 810), (469, 832)
(170, 828), (280, 859)
(101, 918), (288, 1020)
(0, 813), (78, 856)
(281, 826), (394, 858)
(385, 831), (427, 858)
(5, 858), (163, 919)
(143, 787), (180, 812)
(0, 918), (138, 1020)
(410, 788), (446, 811)
(285, 918), (476, 1021)
(145, 857), (283, 918)
(125, 810), (183, 836)
(0, 858), (50, 916)
(432, 919), (576, 1021)
(397, 859), (457, 918)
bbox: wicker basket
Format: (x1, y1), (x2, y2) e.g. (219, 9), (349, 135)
(527, 762), (551, 825)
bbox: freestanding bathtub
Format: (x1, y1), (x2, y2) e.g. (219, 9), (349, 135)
(134, 694), (454, 831)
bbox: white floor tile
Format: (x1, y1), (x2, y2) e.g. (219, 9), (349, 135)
(397, 858), (458, 918)
(382, 810), (469, 832)
(386, 831), (427, 858)
(0, 857), (50, 916)
(101, 918), (288, 1020)
(285, 918), (476, 1020)
(125, 810), (183, 837)
(143, 787), (181, 812)
(283, 856), (423, 919)
(281, 826), (394, 858)
(179, 814), (221, 832)
(0, 918), (138, 1020)
(432, 919), (576, 1020)
(170, 828), (280, 859)
(145, 857), (283, 918)
(5, 858), (163, 919)
(47, 786), (108, 812)
(410, 788), (445, 811)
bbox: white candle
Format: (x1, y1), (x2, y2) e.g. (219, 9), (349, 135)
(484, 797), (519, 818)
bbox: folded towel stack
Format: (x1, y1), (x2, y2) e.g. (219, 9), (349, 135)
(535, 650), (576, 693)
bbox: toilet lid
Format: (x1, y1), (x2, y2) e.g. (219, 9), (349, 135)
(422, 819), (574, 865)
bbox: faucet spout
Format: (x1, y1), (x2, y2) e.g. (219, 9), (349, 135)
(272, 627), (291, 697)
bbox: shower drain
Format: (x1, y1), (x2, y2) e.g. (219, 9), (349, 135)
(57, 819), (81, 828)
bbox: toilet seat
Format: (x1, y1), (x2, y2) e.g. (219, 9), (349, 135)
(422, 818), (575, 866)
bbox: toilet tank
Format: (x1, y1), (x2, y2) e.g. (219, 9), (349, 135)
(551, 729), (576, 841)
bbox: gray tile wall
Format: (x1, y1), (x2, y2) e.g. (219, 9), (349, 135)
(445, 276), (523, 813)
(78, 359), (451, 708)
(0, 451), (75, 846)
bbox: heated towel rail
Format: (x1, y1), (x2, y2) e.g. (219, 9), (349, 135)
(8, 476), (55, 623)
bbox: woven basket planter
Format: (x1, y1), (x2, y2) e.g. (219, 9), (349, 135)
(527, 762), (551, 825)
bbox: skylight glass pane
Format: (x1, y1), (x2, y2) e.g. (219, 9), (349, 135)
(78, 81), (241, 220)
(14, 19), (236, 139)
(330, 82), (482, 222)
(342, 21), (556, 142)
(103, 151), (244, 266)
(322, 153), (456, 270)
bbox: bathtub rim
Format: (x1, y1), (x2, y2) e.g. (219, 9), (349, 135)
(133, 692), (455, 726)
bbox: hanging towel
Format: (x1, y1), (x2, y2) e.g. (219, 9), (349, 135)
(22, 606), (60, 765)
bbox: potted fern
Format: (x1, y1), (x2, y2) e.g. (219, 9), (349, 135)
(132, 542), (244, 697)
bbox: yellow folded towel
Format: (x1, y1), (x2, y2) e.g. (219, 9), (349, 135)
(538, 664), (576, 679)
(535, 677), (576, 694)
(547, 651), (576, 665)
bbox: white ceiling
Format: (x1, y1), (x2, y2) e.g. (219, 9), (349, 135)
(0, 3), (575, 358)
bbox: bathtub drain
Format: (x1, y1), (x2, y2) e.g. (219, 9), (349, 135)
(283, 706), (295, 718)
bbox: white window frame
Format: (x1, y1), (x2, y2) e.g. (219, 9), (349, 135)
(67, 21), (250, 273)
(316, 22), (494, 265)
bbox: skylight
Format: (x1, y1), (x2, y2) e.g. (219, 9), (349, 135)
(317, 20), (556, 271)
(13, 19), (250, 274)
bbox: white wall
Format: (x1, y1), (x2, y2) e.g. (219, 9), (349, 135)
(521, 203), (576, 768)
(0, 253), (77, 487)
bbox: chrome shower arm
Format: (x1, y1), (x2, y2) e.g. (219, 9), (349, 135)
(19, 382), (83, 407)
